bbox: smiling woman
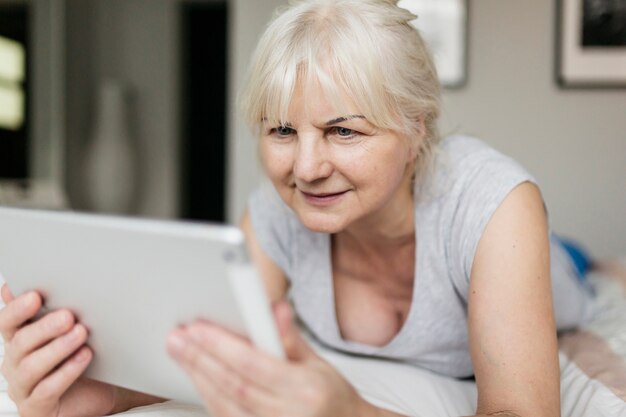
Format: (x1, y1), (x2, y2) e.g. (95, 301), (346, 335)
(258, 80), (418, 234)
(226, 1), (592, 417)
(0, 1), (603, 417)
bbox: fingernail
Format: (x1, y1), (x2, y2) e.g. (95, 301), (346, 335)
(168, 333), (187, 354)
(188, 324), (217, 344)
(64, 325), (83, 343)
(20, 292), (37, 307)
(188, 327), (204, 343)
(53, 311), (71, 330)
(73, 348), (90, 363)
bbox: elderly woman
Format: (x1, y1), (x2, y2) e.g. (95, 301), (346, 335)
(0, 1), (594, 417)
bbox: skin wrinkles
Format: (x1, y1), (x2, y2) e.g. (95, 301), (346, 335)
(259, 79), (421, 238)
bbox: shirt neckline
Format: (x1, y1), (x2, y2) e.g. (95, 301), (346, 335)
(322, 229), (419, 354)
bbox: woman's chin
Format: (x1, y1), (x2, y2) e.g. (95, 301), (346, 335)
(297, 212), (348, 234)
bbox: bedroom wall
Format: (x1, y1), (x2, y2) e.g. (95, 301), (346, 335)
(228, 0), (626, 258)
(63, 0), (268, 219)
(439, 0), (626, 258)
(226, 0), (282, 226)
(64, 0), (181, 218)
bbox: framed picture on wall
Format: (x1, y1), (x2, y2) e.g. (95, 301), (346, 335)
(557, 0), (626, 88)
(398, 0), (468, 88)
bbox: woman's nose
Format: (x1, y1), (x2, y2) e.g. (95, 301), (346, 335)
(293, 137), (333, 183)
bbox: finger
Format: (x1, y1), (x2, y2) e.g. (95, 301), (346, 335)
(15, 324), (89, 397)
(7, 310), (75, 365)
(208, 395), (256, 417)
(28, 346), (92, 407)
(182, 323), (284, 388)
(180, 358), (255, 417)
(0, 292), (42, 341)
(1, 283), (15, 304)
(169, 331), (278, 415)
(273, 301), (313, 362)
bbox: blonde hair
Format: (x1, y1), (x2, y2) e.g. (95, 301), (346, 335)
(240, 0), (442, 176)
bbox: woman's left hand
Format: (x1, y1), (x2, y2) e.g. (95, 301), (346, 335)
(167, 300), (370, 417)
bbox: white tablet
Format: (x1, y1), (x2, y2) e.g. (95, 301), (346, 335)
(0, 206), (284, 404)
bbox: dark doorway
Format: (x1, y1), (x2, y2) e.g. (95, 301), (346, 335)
(0, 4), (30, 180)
(180, 2), (228, 222)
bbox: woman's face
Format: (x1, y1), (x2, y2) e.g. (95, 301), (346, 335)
(259, 82), (418, 234)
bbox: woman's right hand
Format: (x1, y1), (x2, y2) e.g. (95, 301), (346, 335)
(0, 283), (118, 417)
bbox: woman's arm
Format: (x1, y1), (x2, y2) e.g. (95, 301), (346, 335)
(108, 387), (165, 414)
(467, 182), (560, 417)
(363, 183), (559, 417)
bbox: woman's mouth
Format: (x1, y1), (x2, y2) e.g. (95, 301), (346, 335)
(299, 190), (349, 206)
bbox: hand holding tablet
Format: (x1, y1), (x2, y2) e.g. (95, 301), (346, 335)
(0, 207), (284, 405)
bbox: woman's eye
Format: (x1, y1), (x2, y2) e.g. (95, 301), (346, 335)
(274, 126), (294, 136)
(329, 126), (357, 141)
(336, 127), (353, 137)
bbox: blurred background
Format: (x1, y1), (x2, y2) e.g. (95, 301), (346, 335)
(0, 0), (624, 258)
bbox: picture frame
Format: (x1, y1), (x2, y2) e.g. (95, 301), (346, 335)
(398, 0), (469, 88)
(557, 0), (626, 88)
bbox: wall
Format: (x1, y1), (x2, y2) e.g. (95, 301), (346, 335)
(65, 0), (255, 220)
(440, 0), (626, 258)
(226, 0), (282, 224)
(65, 0), (181, 218)
(227, 0), (626, 258)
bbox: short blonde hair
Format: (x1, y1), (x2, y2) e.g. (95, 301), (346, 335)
(240, 0), (442, 175)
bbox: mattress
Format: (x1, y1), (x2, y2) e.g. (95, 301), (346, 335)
(1, 269), (625, 417)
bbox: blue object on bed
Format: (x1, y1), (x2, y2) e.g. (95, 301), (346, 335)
(555, 235), (593, 279)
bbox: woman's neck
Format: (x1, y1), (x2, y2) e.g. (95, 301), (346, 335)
(338, 188), (415, 250)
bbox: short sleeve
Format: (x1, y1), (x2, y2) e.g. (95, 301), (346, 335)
(248, 182), (295, 279)
(445, 139), (536, 293)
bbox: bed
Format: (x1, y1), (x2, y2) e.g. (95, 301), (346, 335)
(1, 266), (625, 417)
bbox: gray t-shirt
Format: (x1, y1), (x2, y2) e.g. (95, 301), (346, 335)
(248, 135), (592, 378)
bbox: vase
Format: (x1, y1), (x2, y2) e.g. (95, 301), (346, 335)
(84, 80), (136, 214)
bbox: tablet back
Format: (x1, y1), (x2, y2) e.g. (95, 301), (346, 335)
(0, 207), (283, 404)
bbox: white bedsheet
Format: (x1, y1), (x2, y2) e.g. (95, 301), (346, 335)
(110, 348), (626, 417)
(1, 344), (623, 417)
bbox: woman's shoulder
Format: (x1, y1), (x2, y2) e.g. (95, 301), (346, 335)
(419, 135), (539, 285)
(424, 135), (536, 197)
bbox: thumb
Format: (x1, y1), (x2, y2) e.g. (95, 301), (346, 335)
(274, 300), (314, 362)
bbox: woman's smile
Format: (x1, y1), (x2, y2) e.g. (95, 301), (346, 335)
(299, 189), (351, 207)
